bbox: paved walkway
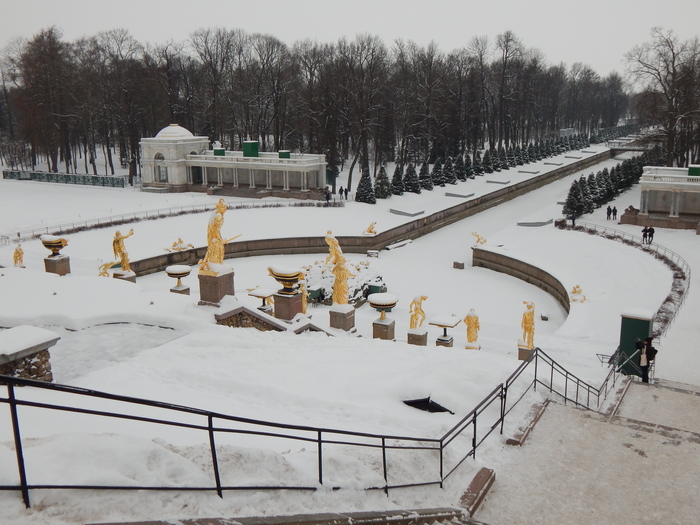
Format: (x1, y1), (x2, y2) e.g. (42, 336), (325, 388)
(474, 380), (700, 525)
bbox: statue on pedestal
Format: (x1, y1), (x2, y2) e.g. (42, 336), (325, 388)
(464, 308), (480, 344)
(13, 244), (24, 267)
(409, 295), (428, 329)
(331, 255), (355, 305)
(199, 198), (241, 275)
(521, 301), (535, 349)
(325, 230), (342, 265)
(113, 229), (134, 272)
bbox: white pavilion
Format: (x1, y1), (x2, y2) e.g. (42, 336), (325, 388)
(140, 124), (327, 196)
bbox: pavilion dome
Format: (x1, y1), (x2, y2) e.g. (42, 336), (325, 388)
(155, 124), (194, 139)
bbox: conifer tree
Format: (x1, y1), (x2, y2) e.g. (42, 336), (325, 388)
(464, 153), (475, 178)
(374, 165), (392, 199)
(454, 154), (466, 182)
(391, 164), (405, 195)
(507, 146), (517, 167)
(355, 166), (377, 204)
(483, 149), (494, 173)
(473, 151), (484, 175)
(431, 158), (445, 186)
(419, 161), (433, 190)
(515, 144), (524, 165)
(403, 162), (421, 194)
(562, 179), (585, 218)
(444, 157), (458, 184)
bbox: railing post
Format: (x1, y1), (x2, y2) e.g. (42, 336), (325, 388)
(472, 416), (478, 460)
(381, 438), (388, 495)
(439, 440), (444, 489)
(500, 384), (507, 435)
(317, 431), (323, 485)
(8, 385), (31, 508)
(207, 415), (223, 498)
(533, 351), (538, 392)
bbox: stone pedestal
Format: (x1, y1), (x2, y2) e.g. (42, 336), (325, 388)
(113, 271), (136, 283)
(373, 319), (395, 340)
(407, 330), (428, 346)
(170, 285), (190, 295)
(330, 304), (355, 331)
(465, 343), (481, 350)
(274, 292), (302, 321)
(518, 345), (535, 361)
(0, 325), (60, 383)
(436, 335), (454, 347)
(198, 271), (235, 306)
(44, 255), (70, 276)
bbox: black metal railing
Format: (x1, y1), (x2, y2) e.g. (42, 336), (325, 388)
(0, 345), (626, 508)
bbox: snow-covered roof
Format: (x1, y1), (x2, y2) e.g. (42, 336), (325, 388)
(154, 124), (195, 139)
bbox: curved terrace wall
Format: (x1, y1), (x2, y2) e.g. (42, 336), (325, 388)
(471, 247), (571, 313)
(131, 150), (614, 276)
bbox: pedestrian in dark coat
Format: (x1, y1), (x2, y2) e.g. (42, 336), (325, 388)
(606, 206), (612, 220)
(344, 187), (349, 199)
(639, 336), (657, 383)
(641, 227), (649, 244)
(647, 227), (655, 244)
(338, 186), (344, 199)
(612, 206), (617, 220)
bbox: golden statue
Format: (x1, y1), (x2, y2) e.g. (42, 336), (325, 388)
(199, 198), (241, 275)
(409, 295), (428, 329)
(464, 308), (480, 344)
(98, 260), (118, 277)
(299, 279), (308, 314)
(472, 232), (487, 245)
(364, 222), (377, 235)
(165, 238), (194, 252)
(331, 255), (355, 305)
(521, 301), (535, 349)
(570, 284), (586, 303)
(113, 229), (134, 273)
(13, 244), (24, 267)
(325, 230), (343, 265)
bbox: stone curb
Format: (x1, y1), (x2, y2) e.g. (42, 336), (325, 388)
(505, 399), (550, 446)
(87, 507), (465, 525)
(459, 467), (496, 518)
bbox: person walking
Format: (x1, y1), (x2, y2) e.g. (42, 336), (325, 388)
(612, 206), (617, 220)
(642, 227), (649, 244)
(344, 187), (349, 200)
(647, 226), (655, 244)
(338, 186), (344, 200)
(606, 205), (612, 220)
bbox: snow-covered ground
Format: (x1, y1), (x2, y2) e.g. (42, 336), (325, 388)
(0, 149), (694, 524)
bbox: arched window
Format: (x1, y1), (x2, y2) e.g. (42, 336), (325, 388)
(154, 152), (167, 182)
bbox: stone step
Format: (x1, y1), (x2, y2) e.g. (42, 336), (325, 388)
(87, 507), (466, 525)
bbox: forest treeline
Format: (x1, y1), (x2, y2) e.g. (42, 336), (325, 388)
(0, 26), (697, 187)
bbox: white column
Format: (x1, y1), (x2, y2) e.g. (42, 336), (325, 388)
(283, 170), (289, 190)
(217, 167), (222, 186)
(266, 169), (272, 189)
(249, 168), (255, 188)
(233, 167), (239, 188)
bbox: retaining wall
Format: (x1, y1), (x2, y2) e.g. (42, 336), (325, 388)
(131, 150), (615, 276)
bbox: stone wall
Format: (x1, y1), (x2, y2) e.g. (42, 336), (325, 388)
(471, 247), (570, 313)
(0, 349), (53, 382)
(130, 150), (615, 277)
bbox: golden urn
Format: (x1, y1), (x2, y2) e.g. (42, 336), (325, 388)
(368, 292), (398, 320)
(268, 266), (303, 295)
(40, 235), (69, 257)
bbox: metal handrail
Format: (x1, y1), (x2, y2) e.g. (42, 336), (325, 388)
(1, 340), (630, 508)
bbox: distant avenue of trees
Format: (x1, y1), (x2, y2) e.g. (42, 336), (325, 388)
(0, 26), (698, 188)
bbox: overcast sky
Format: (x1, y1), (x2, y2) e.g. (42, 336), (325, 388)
(1, 0), (697, 77)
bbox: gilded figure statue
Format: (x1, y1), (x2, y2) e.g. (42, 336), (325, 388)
(13, 244), (24, 267)
(521, 301), (535, 349)
(464, 308), (480, 343)
(98, 260), (117, 277)
(325, 230), (343, 265)
(165, 238), (194, 252)
(113, 229), (134, 273)
(471, 232), (486, 245)
(409, 295), (428, 329)
(199, 198), (241, 274)
(331, 255), (355, 305)
(364, 222), (377, 235)
(299, 279), (308, 314)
